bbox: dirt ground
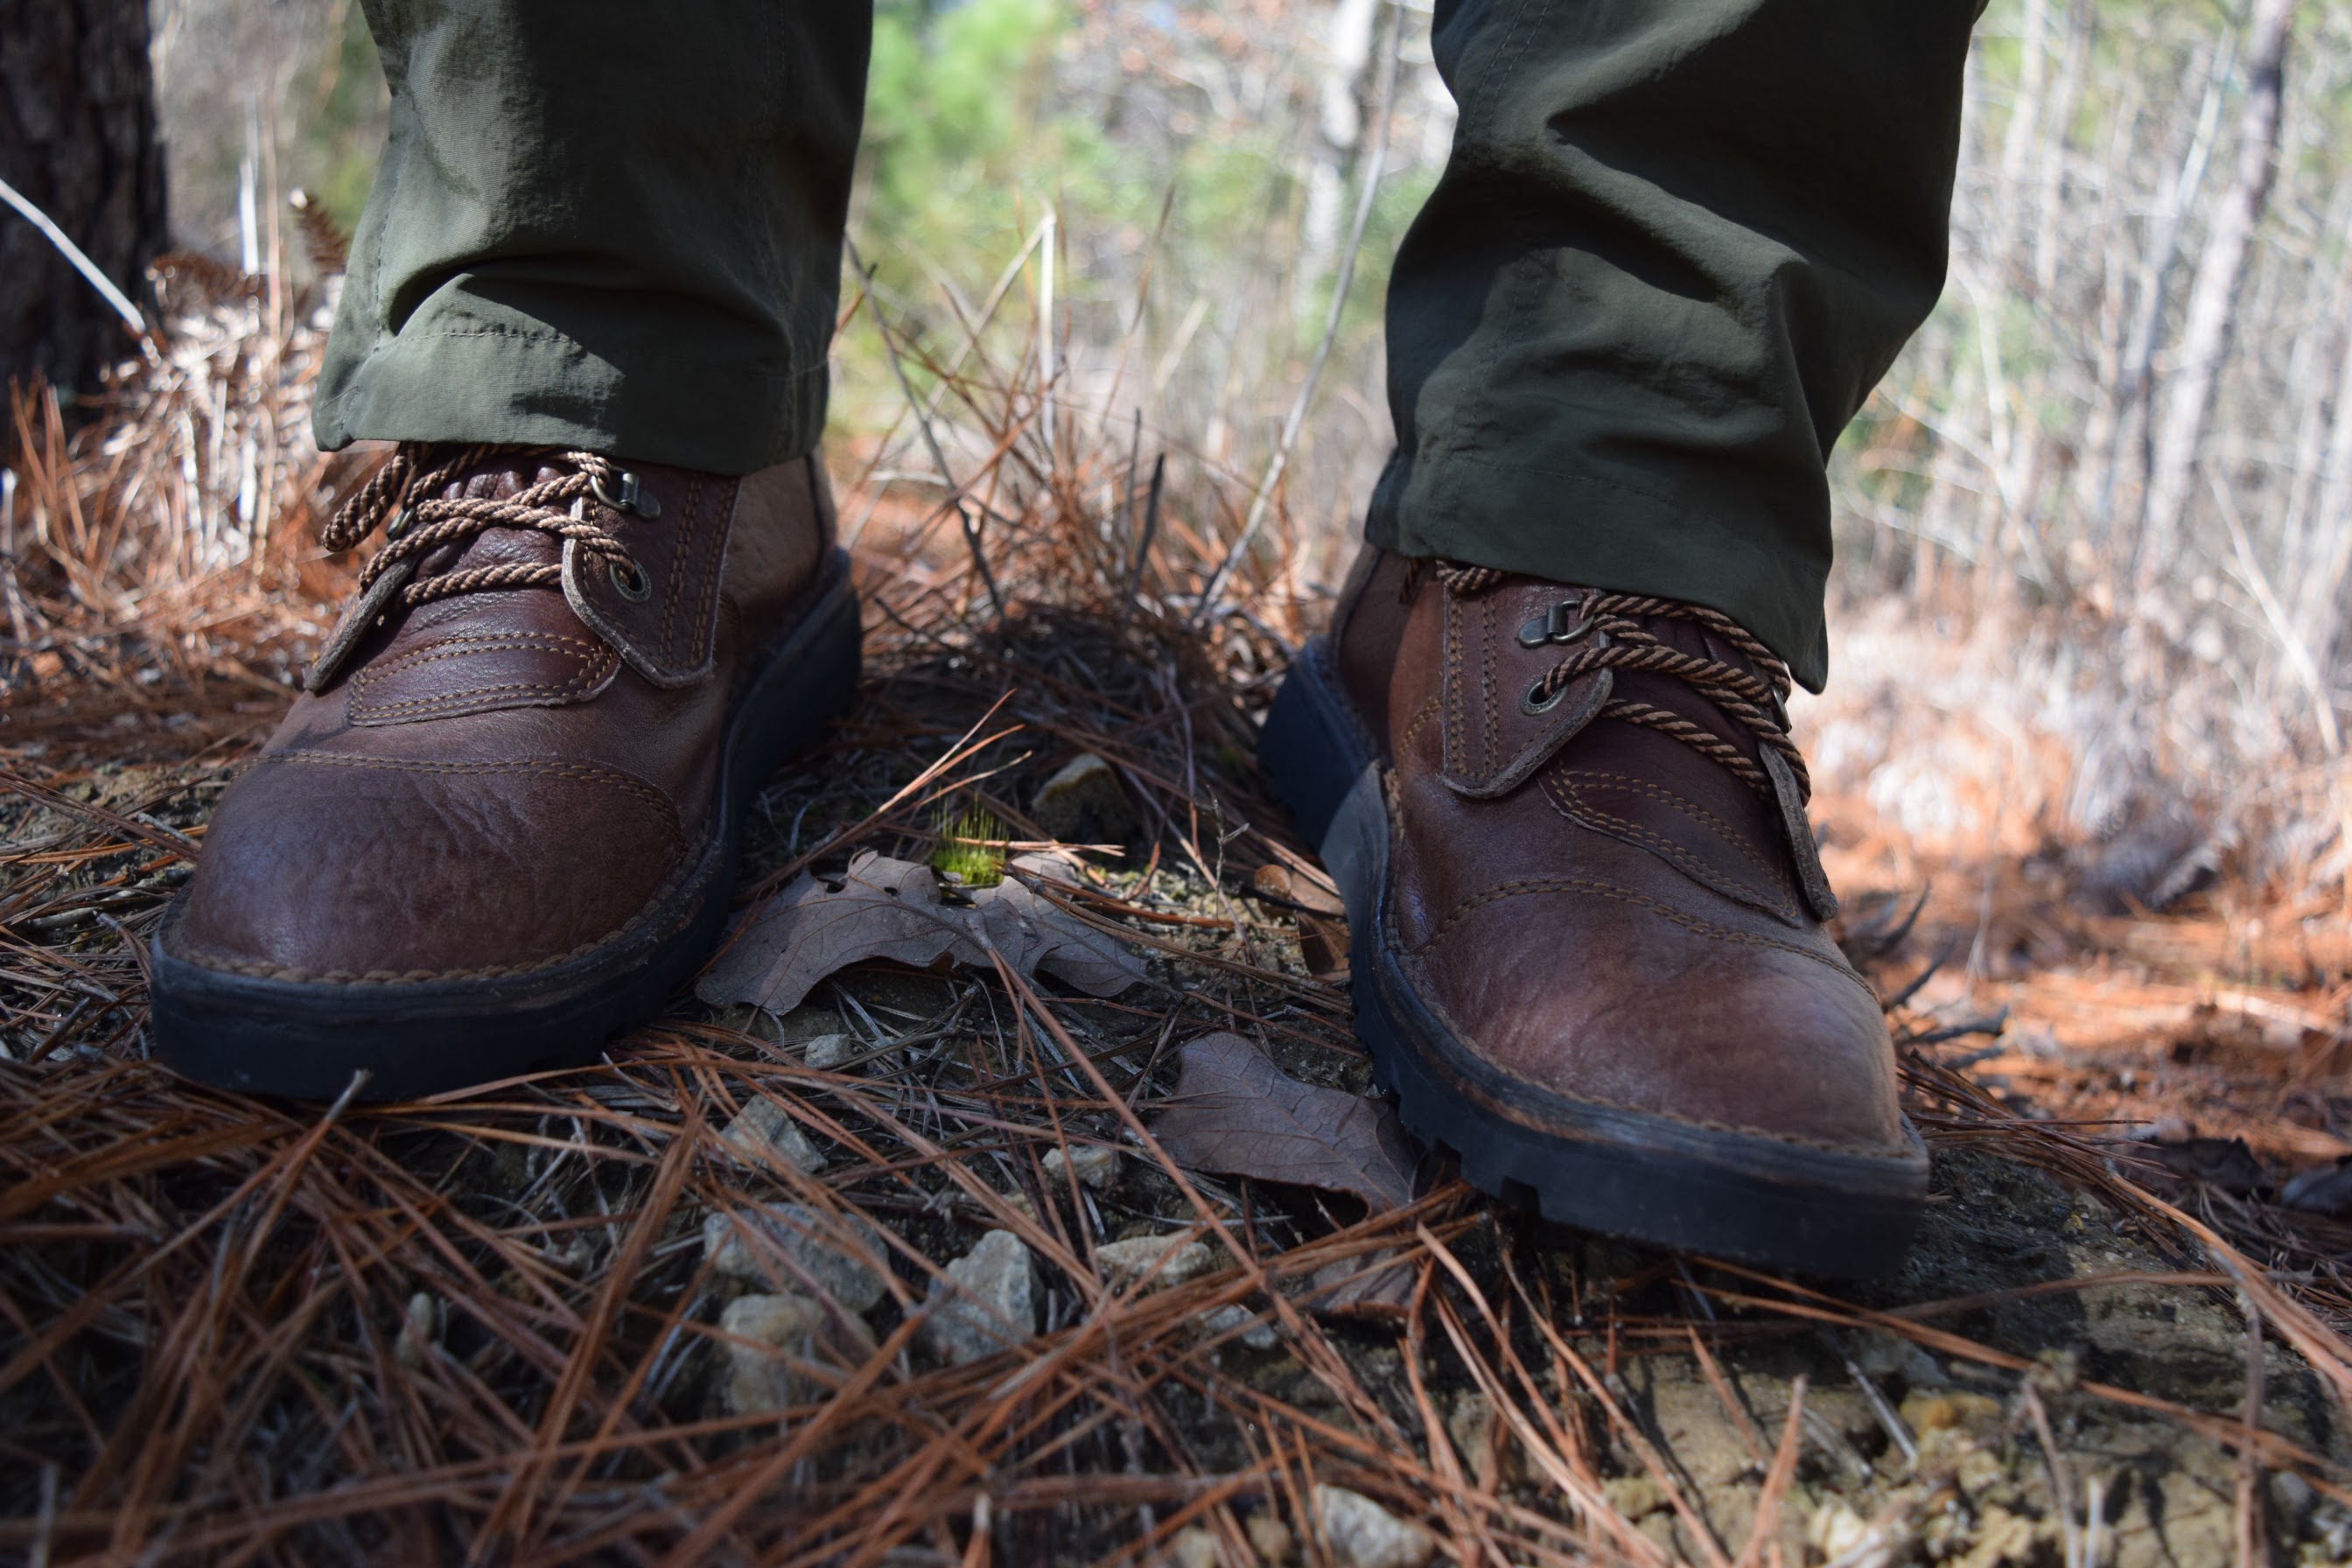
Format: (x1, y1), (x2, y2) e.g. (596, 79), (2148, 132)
(8, 589), (2352, 1564)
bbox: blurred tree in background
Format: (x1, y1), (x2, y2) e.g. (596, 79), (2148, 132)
(0, 0), (164, 403)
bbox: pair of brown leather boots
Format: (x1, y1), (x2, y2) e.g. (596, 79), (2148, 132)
(153, 448), (1924, 1276)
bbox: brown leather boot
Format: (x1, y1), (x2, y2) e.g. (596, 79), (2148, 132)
(1259, 548), (1924, 1275)
(151, 446), (858, 1098)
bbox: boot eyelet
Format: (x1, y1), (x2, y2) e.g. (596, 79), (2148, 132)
(592, 470), (662, 519)
(385, 507), (414, 538)
(1522, 677), (1568, 715)
(608, 559), (653, 601)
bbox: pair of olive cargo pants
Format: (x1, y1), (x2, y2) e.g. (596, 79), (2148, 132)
(313, 0), (1978, 690)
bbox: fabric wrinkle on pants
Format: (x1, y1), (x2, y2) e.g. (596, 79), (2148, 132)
(314, 0), (872, 476)
(317, 0), (1977, 688)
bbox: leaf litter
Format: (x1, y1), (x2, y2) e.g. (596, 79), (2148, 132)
(7, 227), (2352, 1567)
(697, 848), (1145, 1015)
(1152, 1030), (1421, 1211)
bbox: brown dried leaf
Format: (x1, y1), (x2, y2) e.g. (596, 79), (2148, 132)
(696, 851), (1144, 1014)
(1249, 862), (1345, 919)
(1150, 1032), (1419, 1210)
(1294, 912), (1349, 984)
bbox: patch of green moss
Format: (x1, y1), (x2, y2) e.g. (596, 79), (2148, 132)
(929, 804), (1008, 888)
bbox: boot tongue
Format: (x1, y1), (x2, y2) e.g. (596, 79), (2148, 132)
(1599, 604), (1774, 763)
(1547, 586), (1839, 925)
(304, 452), (592, 694)
(1435, 574), (1774, 798)
(407, 455), (574, 606)
(1435, 570), (1838, 924)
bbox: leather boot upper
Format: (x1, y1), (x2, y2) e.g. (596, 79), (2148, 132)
(167, 447), (836, 984)
(1331, 547), (1907, 1156)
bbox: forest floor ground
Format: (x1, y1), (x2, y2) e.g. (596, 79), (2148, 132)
(9, 320), (2352, 1565)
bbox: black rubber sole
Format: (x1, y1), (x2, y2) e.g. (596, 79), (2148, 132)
(1258, 637), (1927, 1278)
(150, 555), (862, 1102)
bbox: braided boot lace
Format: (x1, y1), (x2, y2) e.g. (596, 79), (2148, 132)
(323, 444), (661, 609)
(1433, 563), (1809, 804)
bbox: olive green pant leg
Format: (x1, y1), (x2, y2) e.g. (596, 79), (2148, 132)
(313, 1), (872, 476)
(1368, 0), (1978, 690)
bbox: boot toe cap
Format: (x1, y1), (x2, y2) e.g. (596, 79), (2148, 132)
(1405, 885), (1907, 1156)
(169, 752), (687, 983)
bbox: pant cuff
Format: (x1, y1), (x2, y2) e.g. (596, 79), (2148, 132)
(1366, 449), (1831, 692)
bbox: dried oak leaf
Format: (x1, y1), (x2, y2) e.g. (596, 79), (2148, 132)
(1248, 861), (1344, 918)
(1246, 865), (1349, 981)
(1150, 1032), (1420, 1210)
(696, 850), (1144, 1015)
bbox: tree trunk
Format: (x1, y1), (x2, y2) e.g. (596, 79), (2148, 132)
(0, 0), (165, 406)
(2136, 0), (2294, 597)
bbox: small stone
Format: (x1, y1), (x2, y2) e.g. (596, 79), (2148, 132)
(1852, 1327), (1948, 1388)
(720, 1096), (827, 1173)
(1043, 1144), (1118, 1191)
(394, 1292), (437, 1370)
(1964, 1504), (2040, 1566)
(1600, 1476), (1668, 1519)
(703, 1203), (891, 1311)
(1446, 1392), (1495, 1487)
(1201, 1303), (1278, 1351)
(1096, 1234), (1215, 1292)
(1164, 1525), (1220, 1568)
(2026, 1347), (2079, 1394)
(803, 1033), (859, 1071)
(1807, 1501), (1872, 1564)
(920, 1230), (1037, 1365)
(1245, 1512), (1294, 1564)
(1899, 1389), (2003, 1440)
(718, 1292), (875, 1415)
(1312, 1485), (1435, 1568)
(1031, 752), (1139, 845)
(1954, 1445), (2006, 1496)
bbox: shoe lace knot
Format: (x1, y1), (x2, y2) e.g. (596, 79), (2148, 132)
(323, 444), (660, 609)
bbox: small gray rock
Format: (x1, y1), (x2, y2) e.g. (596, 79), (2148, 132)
(1246, 1513), (1295, 1564)
(718, 1292), (874, 1415)
(719, 1096), (827, 1174)
(1096, 1233), (1214, 1292)
(703, 1203), (891, 1312)
(1852, 1326), (1948, 1389)
(1031, 752), (1138, 845)
(1043, 1144), (1118, 1192)
(394, 1292), (438, 1371)
(1312, 1485), (1435, 1568)
(920, 1229), (1037, 1365)
(803, 1032), (860, 1071)
(1162, 1525), (1219, 1568)
(1201, 1302), (1277, 1351)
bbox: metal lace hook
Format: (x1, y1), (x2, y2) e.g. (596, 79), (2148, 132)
(1517, 594), (1601, 650)
(590, 469), (662, 519)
